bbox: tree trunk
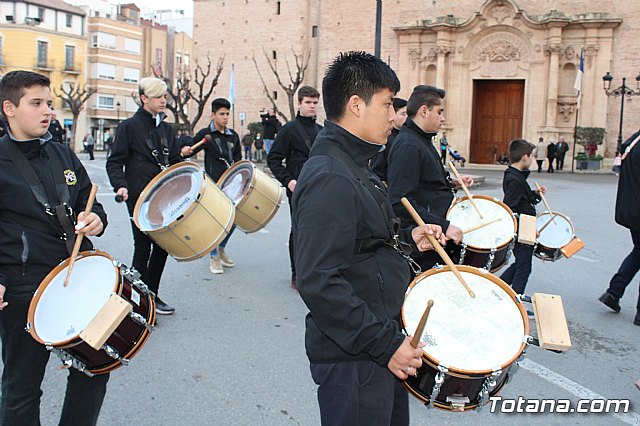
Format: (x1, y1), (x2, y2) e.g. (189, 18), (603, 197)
(70, 112), (79, 152)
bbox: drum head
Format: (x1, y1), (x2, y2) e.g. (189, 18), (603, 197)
(403, 269), (526, 373)
(448, 197), (515, 249)
(137, 164), (203, 230)
(537, 212), (573, 248)
(220, 163), (253, 204)
(33, 254), (117, 344)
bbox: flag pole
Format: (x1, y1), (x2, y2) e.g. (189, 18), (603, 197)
(571, 47), (584, 174)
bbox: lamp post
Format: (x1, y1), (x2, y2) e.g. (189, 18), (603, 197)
(116, 101), (121, 124)
(602, 72), (640, 152)
(374, 0), (382, 58)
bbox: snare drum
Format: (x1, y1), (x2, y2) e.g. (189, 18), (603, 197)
(402, 266), (529, 411)
(446, 196), (517, 272)
(535, 211), (575, 261)
(27, 251), (155, 375)
(218, 160), (284, 233)
(134, 162), (235, 261)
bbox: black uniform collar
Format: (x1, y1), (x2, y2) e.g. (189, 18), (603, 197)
(135, 107), (166, 127)
(321, 121), (383, 166)
(404, 117), (437, 144)
(297, 113), (316, 126)
(506, 165), (530, 180)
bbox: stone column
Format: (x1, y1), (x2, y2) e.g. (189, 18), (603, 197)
(545, 43), (562, 128)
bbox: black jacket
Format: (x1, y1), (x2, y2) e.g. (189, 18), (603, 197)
(189, 125), (242, 182)
(370, 127), (400, 182)
(387, 118), (453, 231)
(292, 121), (416, 366)
(261, 114), (281, 139)
(48, 119), (65, 144)
(547, 143), (557, 160)
(615, 129), (640, 232)
(267, 114), (322, 193)
(0, 134), (107, 298)
(106, 108), (180, 206)
(502, 166), (541, 216)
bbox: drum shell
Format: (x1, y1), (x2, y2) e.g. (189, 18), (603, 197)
(134, 163), (235, 261)
(534, 211), (574, 262)
(27, 251), (156, 374)
(218, 160), (283, 233)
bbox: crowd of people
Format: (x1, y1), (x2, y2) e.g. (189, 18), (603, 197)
(0, 53), (638, 426)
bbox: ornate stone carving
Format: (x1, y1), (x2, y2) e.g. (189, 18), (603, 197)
(544, 43), (563, 56)
(476, 40), (522, 62)
(563, 45), (575, 61)
(408, 47), (422, 70)
(488, 3), (513, 24)
(558, 103), (576, 122)
(427, 48), (438, 62)
(436, 46), (454, 56)
(584, 44), (599, 68)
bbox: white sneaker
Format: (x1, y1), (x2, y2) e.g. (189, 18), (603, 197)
(209, 256), (224, 274)
(219, 248), (235, 268)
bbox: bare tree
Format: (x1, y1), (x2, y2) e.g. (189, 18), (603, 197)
(147, 55), (225, 133)
(54, 82), (96, 151)
(252, 47), (311, 122)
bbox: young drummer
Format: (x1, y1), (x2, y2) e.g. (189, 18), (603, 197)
(0, 70), (109, 424)
(500, 138), (546, 295)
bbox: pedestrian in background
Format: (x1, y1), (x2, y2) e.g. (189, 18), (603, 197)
(83, 132), (94, 160)
(242, 131), (254, 161)
(260, 108), (281, 154)
(254, 133), (264, 163)
(440, 131), (448, 165)
(534, 137), (545, 172)
(556, 136), (569, 171)
(547, 138), (557, 173)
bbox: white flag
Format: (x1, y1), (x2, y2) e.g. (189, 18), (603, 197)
(574, 51), (584, 109)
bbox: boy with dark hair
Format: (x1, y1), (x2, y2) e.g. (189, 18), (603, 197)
(500, 138), (546, 295)
(183, 97), (241, 274)
(370, 97), (407, 181)
(0, 70), (109, 424)
(267, 85), (322, 290)
(387, 84), (473, 270)
(107, 76), (181, 314)
(293, 52), (445, 425)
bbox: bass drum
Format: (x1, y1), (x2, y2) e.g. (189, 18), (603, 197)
(402, 266), (529, 411)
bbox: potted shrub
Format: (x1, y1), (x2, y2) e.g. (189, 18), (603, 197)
(575, 127), (605, 170)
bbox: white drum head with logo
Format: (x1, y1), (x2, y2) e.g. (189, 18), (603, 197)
(137, 164), (202, 230)
(219, 163), (253, 204)
(403, 269), (526, 373)
(536, 212), (573, 249)
(447, 197), (515, 249)
(33, 255), (117, 344)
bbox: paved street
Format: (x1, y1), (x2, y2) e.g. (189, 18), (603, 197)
(12, 153), (640, 425)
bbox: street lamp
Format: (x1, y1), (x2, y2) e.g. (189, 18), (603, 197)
(116, 101), (121, 123)
(602, 72), (640, 152)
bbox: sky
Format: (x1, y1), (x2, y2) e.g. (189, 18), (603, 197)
(119, 0), (194, 18)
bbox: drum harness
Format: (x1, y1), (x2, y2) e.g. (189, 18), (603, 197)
(313, 143), (421, 275)
(0, 140), (78, 256)
(144, 128), (170, 172)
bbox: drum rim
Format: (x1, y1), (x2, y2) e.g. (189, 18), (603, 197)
(447, 195), (518, 250)
(402, 265), (529, 377)
(536, 210), (575, 249)
(217, 160), (257, 209)
(27, 250), (121, 346)
(133, 162), (206, 231)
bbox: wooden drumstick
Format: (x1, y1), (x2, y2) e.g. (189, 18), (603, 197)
(64, 185), (98, 287)
(190, 134), (213, 151)
(410, 300), (434, 348)
(460, 217), (502, 235)
(401, 197), (475, 298)
(534, 182), (556, 225)
(448, 161), (483, 220)
(537, 215), (556, 234)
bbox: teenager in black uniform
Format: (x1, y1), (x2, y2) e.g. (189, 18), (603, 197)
(182, 98), (242, 274)
(267, 86), (322, 289)
(106, 77), (181, 314)
(0, 70), (109, 425)
(292, 51), (445, 425)
(500, 139), (546, 295)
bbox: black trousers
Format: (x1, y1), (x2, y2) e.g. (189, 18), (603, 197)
(608, 230), (640, 311)
(536, 160), (544, 172)
(127, 202), (168, 295)
(555, 155), (566, 171)
(86, 145), (94, 160)
(310, 360), (409, 426)
(0, 297), (109, 425)
(287, 191), (296, 277)
(500, 242), (534, 295)
(547, 159), (554, 173)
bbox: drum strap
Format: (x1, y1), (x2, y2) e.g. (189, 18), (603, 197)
(291, 119), (321, 153)
(0, 141), (76, 254)
(313, 143), (418, 272)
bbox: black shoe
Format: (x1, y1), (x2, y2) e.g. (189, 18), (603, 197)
(290, 273), (298, 291)
(155, 297), (175, 315)
(598, 292), (621, 313)
(634, 312), (640, 326)
(526, 309), (535, 317)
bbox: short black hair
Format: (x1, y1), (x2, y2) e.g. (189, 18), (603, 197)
(322, 51), (400, 121)
(407, 85), (445, 118)
(0, 71), (50, 119)
(509, 138), (535, 163)
(393, 97), (407, 112)
(298, 85), (320, 102)
(211, 98), (231, 113)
